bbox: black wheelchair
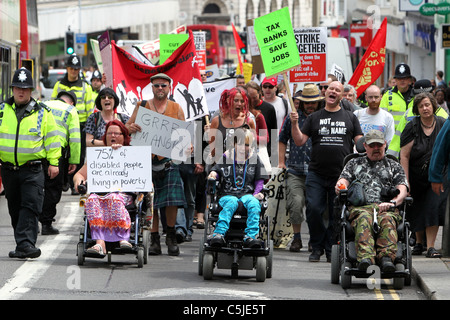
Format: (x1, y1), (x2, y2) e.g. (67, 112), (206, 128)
(330, 153), (413, 290)
(198, 179), (273, 282)
(76, 183), (151, 268)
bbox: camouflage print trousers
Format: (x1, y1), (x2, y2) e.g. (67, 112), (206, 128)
(348, 204), (401, 264)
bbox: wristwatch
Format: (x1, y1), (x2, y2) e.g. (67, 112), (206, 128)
(91, 138), (95, 146)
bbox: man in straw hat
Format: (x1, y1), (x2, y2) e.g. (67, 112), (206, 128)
(278, 84), (324, 252)
(290, 81), (363, 262)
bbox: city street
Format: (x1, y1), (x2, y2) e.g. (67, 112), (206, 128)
(0, 192), (426, 302)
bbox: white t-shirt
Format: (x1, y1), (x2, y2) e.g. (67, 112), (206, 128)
(354, 108), (395, 145)
(264, 96), (291, 130)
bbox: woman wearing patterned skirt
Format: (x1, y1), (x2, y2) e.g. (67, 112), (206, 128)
(74, 120), (133, 256)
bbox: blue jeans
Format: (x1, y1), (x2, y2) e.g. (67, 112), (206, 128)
(305, 171), (337, 256)
(215, 194), (261, 238)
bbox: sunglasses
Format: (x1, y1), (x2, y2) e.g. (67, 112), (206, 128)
(100, 95), (114, 100)
(153, 84), (168, 88)
(318, 85), (329, 90)
(262, 85), (274, 89)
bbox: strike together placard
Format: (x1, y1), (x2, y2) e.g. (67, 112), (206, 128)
(290, 27), (328, 83)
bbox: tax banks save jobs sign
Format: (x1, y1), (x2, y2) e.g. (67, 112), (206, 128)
(253, 7), (301, 77)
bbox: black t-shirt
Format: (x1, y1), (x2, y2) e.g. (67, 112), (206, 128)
(300, 107), (362, 177)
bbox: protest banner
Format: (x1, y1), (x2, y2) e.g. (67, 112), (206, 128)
(130, 107), (194, 162)
(159, 34), (189, 64)
(86, 146), (152, 193)
(111, 31), (208, 121)
(253, 7), (301, 78)
(202, 77), (236, 115)
(98, 31), (113, 88)
(132, 25), (187, 66)
(289, 27), (327, 83)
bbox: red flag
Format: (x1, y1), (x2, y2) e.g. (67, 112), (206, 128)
(348, 18), (387, 98)
(231, 23), (244, 74)
(111, 31), (208, 121)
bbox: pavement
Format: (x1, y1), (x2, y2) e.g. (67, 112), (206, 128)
(411, 226), (450, 300)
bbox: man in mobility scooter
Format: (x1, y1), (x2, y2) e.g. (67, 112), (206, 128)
(334, 130), (409, 278)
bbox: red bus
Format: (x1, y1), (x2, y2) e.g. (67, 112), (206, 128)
(187, 24), (237, 67)
(0, 0), (40, 102)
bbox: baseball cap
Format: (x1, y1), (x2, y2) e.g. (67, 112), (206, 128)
(365, 130), (385, 145)
(262, 77), (277, 87)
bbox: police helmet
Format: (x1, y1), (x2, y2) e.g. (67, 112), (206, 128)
(413, 79), (433, 95)
(394, 63), (411, 79)
(91, 70), (102, 80)
(10, 67), (34, 89)
(67, 54), (81, 69)
(56, 90), (77, 105)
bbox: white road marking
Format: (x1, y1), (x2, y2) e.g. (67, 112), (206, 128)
(133, 287), (270, 300)
(0, 202), (79, 300)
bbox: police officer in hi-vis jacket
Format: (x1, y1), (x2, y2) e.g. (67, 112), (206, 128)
(0, 68), (61, 258)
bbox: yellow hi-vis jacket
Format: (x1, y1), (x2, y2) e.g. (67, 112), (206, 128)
(45, 99), (81, 165)
(0, 98), (61, 167)
(387, 106), (449, 158)
(51, 76), (94, 123)
(380, 86), (414, 131)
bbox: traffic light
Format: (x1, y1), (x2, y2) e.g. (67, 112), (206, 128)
(239, 32), (248, 55)
(65, 31), (75, 55)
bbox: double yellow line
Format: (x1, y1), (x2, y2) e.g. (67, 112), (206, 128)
(374, 280), (400, 300)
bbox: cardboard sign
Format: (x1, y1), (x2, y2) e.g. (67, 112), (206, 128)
(159, 34), (189, 64)
(289, 27), (327, 83)
(253, 7), (301, 77)
(130, 107), (194, 162)
(87, 146), (152, 193)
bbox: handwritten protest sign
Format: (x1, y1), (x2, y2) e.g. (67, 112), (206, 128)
(289, 27), (327, 83)
(86, 146), (152, 193)
(130, 107), (194, 162)
(253, 7), (300, 77)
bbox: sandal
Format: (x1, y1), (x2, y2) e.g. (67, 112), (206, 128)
(426, 247), (442, 258)
(86, 244), (106, 257)
(412, 243), (426, 255)
(120, 240), (133, 249)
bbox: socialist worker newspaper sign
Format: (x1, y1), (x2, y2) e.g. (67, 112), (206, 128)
(111, 31), (208, 121)
(289, 27), (327, 83)
(253, 7), (301, 77)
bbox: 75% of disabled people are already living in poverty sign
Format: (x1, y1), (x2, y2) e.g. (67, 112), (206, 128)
(253, 7), (301, 78)
(87, 146), (153, 193)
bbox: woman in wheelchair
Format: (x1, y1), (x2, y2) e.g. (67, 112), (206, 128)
(335, 129), (409, 273)
(74, 120), (134, 257)
(207, 128), (265, 249)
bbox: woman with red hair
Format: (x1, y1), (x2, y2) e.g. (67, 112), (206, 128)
(73, 120), (134, 257)
(206, 87), (256, 160)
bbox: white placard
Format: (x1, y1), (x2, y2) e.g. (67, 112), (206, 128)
(130, 107), (194, 162)
(87, 146), (152, 193)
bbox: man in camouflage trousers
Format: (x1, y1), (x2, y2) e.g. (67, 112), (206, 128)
(335, 130), (408, 273)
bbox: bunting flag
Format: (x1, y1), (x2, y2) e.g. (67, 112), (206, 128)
(232, 23), (244, 74)
(111, 31), (208, 121)
(348, 17), (387, 98)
